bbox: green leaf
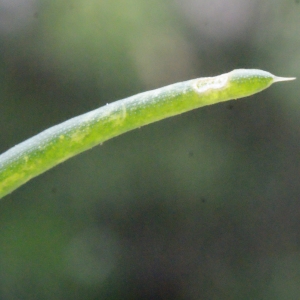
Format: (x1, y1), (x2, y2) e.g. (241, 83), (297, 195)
(0, 69), (295, 199)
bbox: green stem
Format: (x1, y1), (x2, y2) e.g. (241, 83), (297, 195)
(0, 69), (295, 199)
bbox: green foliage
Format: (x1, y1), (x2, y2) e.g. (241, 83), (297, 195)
(0, 69), (293, 199)
(0, 0), (299, 299)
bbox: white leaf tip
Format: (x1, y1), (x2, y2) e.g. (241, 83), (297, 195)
(273, 76), (296, 83)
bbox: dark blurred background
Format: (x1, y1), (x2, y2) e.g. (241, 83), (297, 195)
(0, 0), (300, 299)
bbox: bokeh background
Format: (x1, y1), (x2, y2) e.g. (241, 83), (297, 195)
(0, 0), (300, 299)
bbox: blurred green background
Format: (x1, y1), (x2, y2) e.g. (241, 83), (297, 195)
(0, 0), (300, 299)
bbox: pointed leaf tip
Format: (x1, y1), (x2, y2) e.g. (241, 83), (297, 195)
(273, 76), (296, 83)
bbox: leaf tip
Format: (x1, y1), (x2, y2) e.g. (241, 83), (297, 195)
(273, 76), (296, 83)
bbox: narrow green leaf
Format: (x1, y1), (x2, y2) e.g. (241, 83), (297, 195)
(0, 69), (295, 199)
